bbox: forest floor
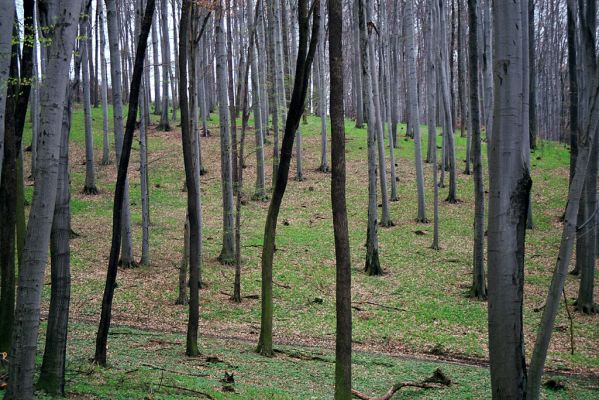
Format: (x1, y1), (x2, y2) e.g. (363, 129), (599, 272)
(8, 104), (599, 398)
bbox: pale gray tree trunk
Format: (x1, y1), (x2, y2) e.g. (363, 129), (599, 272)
(317, 0), (328, 173)
(379, 5), (397, 201)
(436, 0), (457, 203)
(426, 0), (440, 250)
(487, 0), (531, 397)
(458, 0), (470, 174)
(482, 0), (493, 142)
(170, 0), (179, 122)
(106, 0), (136, 267)
(158, 0), (171, 130)
(405, 0), (427, 222)
(352, 0), (363, 128)
(0, 0), (15, 186)
(468, 0), (486, 299)
(250, 41), (267, 196)
(216, 7), (235, 264)
(5, 0), (80, 396)
(99, 2), (111, 165)
(31, 13), (40, 176)
(366, 0), (391, 227)
(37, 86), (72, 396)
(359, 0), (381, 275)
(266, 0), (280, 184)
(151, 12), (161, 114)
(82, 12), (98, 194)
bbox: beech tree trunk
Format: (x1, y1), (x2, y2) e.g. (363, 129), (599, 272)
(37, 86), (72, 396)
(257, 0), (319, 356)
(468, 0), (486, 300)
(487, 0), (531, 397)
(5, 0), (80, 395)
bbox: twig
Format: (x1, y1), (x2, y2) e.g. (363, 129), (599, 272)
(273, 281), (291, 289)
(562, 288), (575, 355)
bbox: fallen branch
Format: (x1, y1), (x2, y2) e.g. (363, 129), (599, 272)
(351, 369), (451, 400)
(562, 288), (575, 355)
(273, 349), (331, 363)
(273, 281), (291, 289)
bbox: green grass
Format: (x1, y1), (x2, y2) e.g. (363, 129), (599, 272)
(9, 102), (598, 398)
(4, 321), (597, 399)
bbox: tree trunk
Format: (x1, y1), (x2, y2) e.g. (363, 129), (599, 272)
(158, 0), (171, 130)
(426, 0), (439, 251)
(329, 0), (352, 397)
(94, 0), (155, 366)
(257, 0), (319, 356)
(360, 0), (382, 275)
(352, 0), (363, 128)
(37, 86), (72, 396)
(467, 0), (486, 300)
(106, 0), (136, 268)
(250, 4), (266, 198)
(99, 1), (111, 165)
(405, 0), (427, 222)
(5, 0), (80, 395)
(82, 6), (98, 195)
(487, 0), (530, 397)
(366, 1), (392, 228)
(215, 3), (235, 265)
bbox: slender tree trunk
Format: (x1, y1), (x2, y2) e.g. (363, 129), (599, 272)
(5, 0), (80, 395)
(528, 0), (537, 150)
(257, 0), (319, 356)
(99, 1), (111, 165)
(37, 86), (72, 396)
(467, 0), (486, 300)
(158, 0), (171, 130)
(94, 0), (155, 366)
(106, 0), (136, 268)
(366, 1), (391, 228)
(487, 0), (531, 397)
(426, 0), (440, 251)
(360, 0), (382, 275)
(329, 0), (351, 396)
(406, 0), (427, 222)
(151, 12), (161, 114)
(353, 0), (363, 128)
(317, 1), (329, 173)
(215, 3), (235, 265)
(250, 9), (266, 198)
(82, 6), (98, 194)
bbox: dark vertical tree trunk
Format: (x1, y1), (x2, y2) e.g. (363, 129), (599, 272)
(179, 0), (202, 356)
(257, 0), (319, 356)
(94, 0), (156, 366)
(329, 0), (351, 397)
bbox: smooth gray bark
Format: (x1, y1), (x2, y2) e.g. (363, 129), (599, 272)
(37, 87), (72, 396)
(82, 13), (98, 194)
(215, 7), (235, 264)
(487, 0), (531, 397)
(359, 0), (381, 275)
(158, 0), (171, 130)
(405, 0), (427, 222)
(5, 0), (80, 396)
(366, 0), (391, 228)
(99, 2), (111, 165)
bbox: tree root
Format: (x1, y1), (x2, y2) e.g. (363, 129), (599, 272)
(351, 369), (451, 400)
(82, 186), (99, 195)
